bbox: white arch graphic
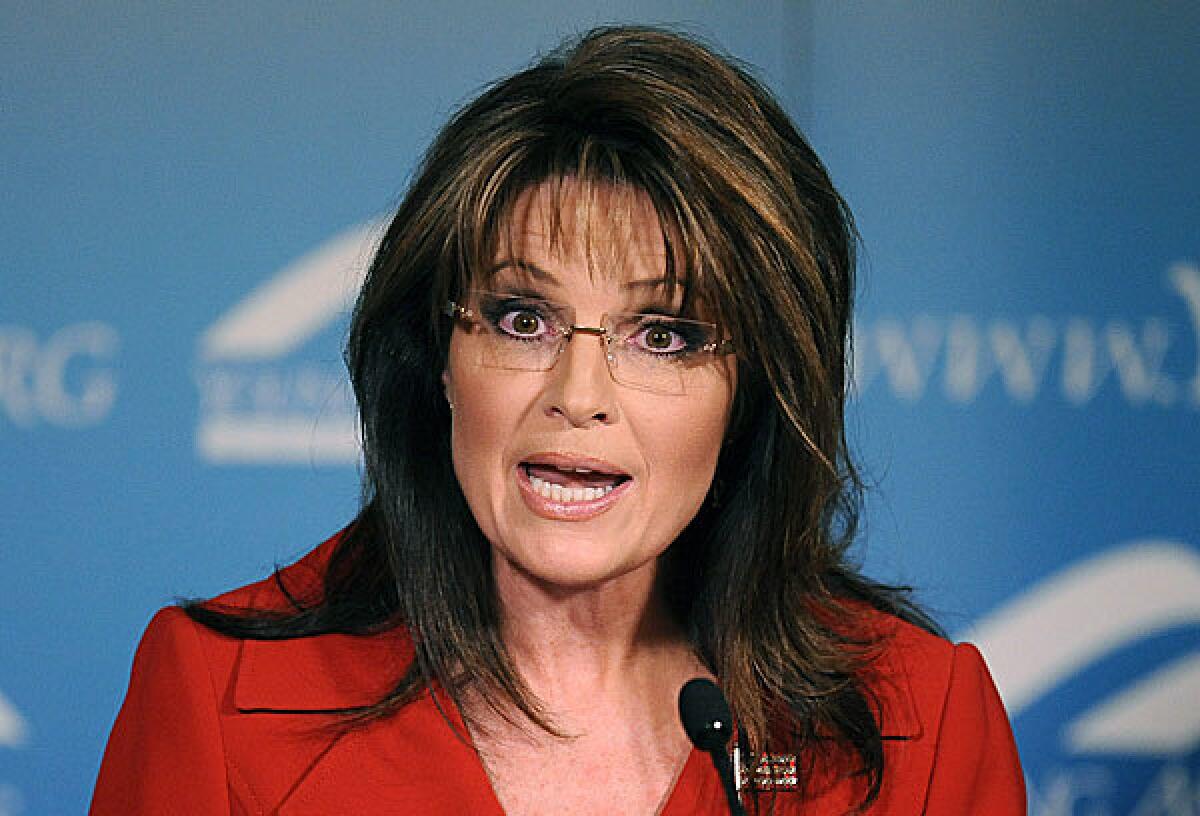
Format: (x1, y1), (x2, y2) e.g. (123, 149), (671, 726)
(967, 540), (1200, 720)
(0, 688), (29, 748)
(1065, 650), (1200, 755)
(200, 219), (384, 362)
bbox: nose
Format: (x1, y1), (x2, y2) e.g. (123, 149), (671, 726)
(542, 326), (618, 427)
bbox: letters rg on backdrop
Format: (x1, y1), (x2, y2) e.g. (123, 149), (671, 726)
(0, 323), (118, 429)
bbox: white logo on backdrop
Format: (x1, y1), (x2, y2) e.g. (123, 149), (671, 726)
(0, 322), (118, 428)
(195, 221), (383, 464)
(0, 689), (28, 749)
(854, 261), (1200, 408)
(969, 540), (1200, 756)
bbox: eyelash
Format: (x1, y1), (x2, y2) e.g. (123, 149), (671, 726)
(625, 322), (702, 357)
(481, 299), (560, 343)
(480, 297), (705, 358)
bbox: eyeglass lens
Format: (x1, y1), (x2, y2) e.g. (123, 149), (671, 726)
(466, 291), (722, 396)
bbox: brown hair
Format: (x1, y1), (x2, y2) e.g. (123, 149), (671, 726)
(189, 25), (936, 809)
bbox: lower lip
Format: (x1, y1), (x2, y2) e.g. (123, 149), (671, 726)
(515, 465), (633, 521)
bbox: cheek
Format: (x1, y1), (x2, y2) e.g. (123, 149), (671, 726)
(451, 394), (501, 477)
(447, 346), (501, 498)
(633, 384), (732, 493)
(446, 340), (534, 522)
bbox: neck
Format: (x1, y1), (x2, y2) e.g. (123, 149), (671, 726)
(492, 554), (695, 705)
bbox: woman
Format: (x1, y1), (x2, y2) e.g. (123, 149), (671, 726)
(93, 26), (1024, 814)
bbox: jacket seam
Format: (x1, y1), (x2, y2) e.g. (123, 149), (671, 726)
(917, 641), (962, 810)
(180, 608), (267, 816)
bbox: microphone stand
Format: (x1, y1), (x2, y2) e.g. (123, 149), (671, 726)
(709, 743), (746, 816)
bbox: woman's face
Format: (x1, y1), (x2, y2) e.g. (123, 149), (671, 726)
(444, 181), (736, 593)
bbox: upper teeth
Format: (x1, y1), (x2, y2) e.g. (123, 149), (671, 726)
(529, 475), (615, 503)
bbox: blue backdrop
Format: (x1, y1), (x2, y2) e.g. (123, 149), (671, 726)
(3, 3), (1197, 813)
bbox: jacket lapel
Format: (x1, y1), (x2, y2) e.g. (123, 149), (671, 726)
(217, 550), (501, 814)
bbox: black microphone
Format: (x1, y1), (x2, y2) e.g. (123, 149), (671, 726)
(679, 678), (746, 816)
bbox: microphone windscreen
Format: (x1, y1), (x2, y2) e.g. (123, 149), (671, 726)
(678, 677), (734, 754)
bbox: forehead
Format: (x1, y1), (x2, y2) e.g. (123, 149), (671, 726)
(488, 179), (670, 287)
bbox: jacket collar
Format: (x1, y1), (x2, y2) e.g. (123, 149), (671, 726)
(864, 624), (923, 740)
(228, 537), (921, 738)
(234, 625), (412, 713)
(228, 537), (414, 713)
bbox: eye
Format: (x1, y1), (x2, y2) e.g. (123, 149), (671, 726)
(632, 323), (689, 354)
(499, 308), (546, 338)
(477, 295), (561, 342)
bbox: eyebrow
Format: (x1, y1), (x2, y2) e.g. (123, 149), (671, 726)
(488, 259), (671, 292)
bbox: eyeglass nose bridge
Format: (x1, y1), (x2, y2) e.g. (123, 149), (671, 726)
(559, 321), (617, 367)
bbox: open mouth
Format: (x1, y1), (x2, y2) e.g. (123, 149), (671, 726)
(519, 460), (632, 504)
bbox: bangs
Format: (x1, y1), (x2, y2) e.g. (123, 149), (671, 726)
(449, 153), (734, 335)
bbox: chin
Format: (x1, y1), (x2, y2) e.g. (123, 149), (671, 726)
(497, 541), (655, 594)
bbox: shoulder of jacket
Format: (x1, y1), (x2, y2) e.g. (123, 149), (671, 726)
(868, 609), (955, 667)
(203, 529), (345, 612)
(851, 606), (958, 739)
(160, 529), (414, 712)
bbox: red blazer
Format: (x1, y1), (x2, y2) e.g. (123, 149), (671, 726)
(92, 540), (1025, 814)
